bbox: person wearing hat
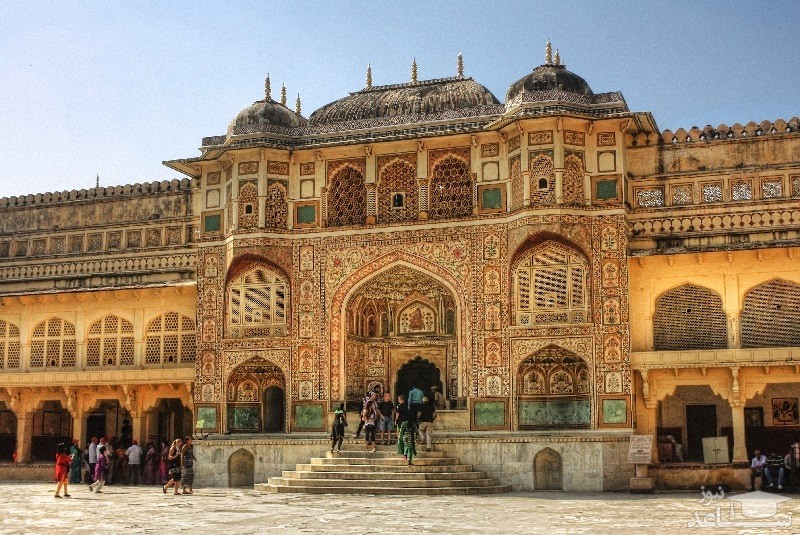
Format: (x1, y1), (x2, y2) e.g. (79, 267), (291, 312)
(416, 396), (437, 452)
(431, 386), (446, 410)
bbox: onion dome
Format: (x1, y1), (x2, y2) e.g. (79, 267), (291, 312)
(309, 58), (499, 126)
(505, 41), (593, 103)
(229, 75), (307, 135)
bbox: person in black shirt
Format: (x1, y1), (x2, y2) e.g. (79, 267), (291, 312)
(416, 396), (437, 452)
(377, 393), (395, 445)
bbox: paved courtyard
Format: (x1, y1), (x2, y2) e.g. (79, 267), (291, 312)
(0, 483), (797, 534)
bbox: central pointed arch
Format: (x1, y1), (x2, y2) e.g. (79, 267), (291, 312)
(329, 252), (469, 403)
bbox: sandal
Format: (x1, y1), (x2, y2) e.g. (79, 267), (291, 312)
(162, 485), (167, 494)
(63, 494), (71, 497)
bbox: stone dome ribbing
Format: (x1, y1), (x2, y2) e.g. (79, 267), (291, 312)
(505, 64), (593, 102)
(230, 99), (307, 135)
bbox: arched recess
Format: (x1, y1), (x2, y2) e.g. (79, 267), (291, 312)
(428, 153), (472, 219)
(226, 262), (289, 339)
(653, 283), (727, 351)
(510, 240), (591, 326)
(0, 319), (21, 369)
(264, 181), (288, 229)
(145, 312), (196, 366)
(395, 355), (444, 402)
(86, 315), (134, 368)
(529, 154), (556, 206)
(741, 278), (800, 348)
(377, 154), (417, 223)
(30, 317), (76, 368)
(227, 357), (286, 433)
(238, 181), (259, 230)
(534, 447), (563, 490)
(228, 448), (255, 487)
(330, 254), (467, 404)
(327, 164), (367, 227)
(517, 345), (590, 430)
(562, 153), (585, 205)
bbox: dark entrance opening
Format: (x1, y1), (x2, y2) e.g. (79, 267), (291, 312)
(86, 413), (106, 444)
(0, 409), (16, 461)
(395, 356), (443, 401)
(263, 386), (285, 433)
(686, 404), (717, 461)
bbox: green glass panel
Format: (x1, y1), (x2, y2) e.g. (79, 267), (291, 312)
(482, 188), (502, 209)
(294, 404), (324, 430)
(596, 179), (618, 200)
(296, 205), (316, 224)
(473, 401), (505, 427)
(602, 399), (627, 424)
(204, 214), (221, 232)
(196, 407), (217, 429)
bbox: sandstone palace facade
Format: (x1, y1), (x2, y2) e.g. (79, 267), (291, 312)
(1, 47), (799, 490)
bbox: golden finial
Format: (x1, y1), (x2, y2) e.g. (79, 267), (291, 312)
(554, 49), (561, 66)
(295, 93), (302, 115)
(280, 83), (287, 106)
(545, 39), (552, 65)
(366, 63), (372, 89)
(457, 52), (464, 78)
(411, 57), (418, 83)
(264, 73), (272, 101)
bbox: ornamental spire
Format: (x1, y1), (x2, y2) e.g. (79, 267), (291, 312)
(295, 93), (302, 115)
(411, 57), (418, 83)
(554, 48), (561, 66)
(264, 73), (272, 101)
(457, 52), (464, 78)
(95, 174), (100, 188)
(280, 83), (287, 106)
(366, 63), (372, 89)
(545, 39), (552, 65)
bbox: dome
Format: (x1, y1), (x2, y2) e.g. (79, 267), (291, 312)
(230, 98), (307, 135)
(309, 77), (500, 126)
(505, 64), (593, 103)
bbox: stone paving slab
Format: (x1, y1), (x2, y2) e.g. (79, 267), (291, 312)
(0, 483), (797, 534)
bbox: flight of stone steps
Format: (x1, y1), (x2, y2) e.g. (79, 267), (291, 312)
(255, 445), (511, 495)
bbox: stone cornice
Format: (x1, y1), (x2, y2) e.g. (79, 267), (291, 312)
(0, 366), (194, 387)
(631, 347), (800, 370)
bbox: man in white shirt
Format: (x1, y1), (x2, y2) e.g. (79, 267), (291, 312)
(750, 449), (767, 491)
(87, 437), (98, 484)
(125, 440), (143, 486)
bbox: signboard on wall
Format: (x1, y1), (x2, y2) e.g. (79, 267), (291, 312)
(628, 434), (653, 464)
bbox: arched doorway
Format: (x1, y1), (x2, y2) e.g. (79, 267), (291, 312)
(395, 355), (443, 401)
(534, 448), (563, 490)
(150, 399), (191, 444)
(228, 448), (255, 487)
(31, 400), (72, 461)
(227, 357), (286, 433)
(0, 402), (16, 462)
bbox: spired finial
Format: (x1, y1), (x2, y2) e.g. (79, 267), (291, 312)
(554, 48), (561, 66)
(457, 52), (464, 78)
(295, 93), (302, 115)
(95, 174), (100, 188)
(280, 83), (287, 106)
(411, 57), (418, 83)
(366, 63), (372, 89)
(264, 73), (272, 101)
(545, 39), (553, 65)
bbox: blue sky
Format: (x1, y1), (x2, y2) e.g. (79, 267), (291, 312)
(1, 1), (798, 197)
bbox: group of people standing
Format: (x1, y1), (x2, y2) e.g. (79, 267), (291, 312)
(53, 434), (195, 497)
(331, 384), (439, 466)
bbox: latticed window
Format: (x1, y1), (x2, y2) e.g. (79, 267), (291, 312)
(264, 182), (288, 229)
(378, 156), (417, 223)
(30, 317), (77, 368)
(636, 187), (664, 207)
(86, 315), (134, 368)
(562, 155), (584, 205)
(731, 181), (753, 201)
(429, 156), (472, 219)
(145, 312), (196, 365)
(672, 185), (693, 205)
(238, 182), (258, 230)
(653, 284), (727, 350)
(228, 265), (288, 338)
(509, 155), (523, 210)
(513, 242), (589, 326)
(0, 320), (21, 369)
(741, 279), (800, 348)
(529, 155), (555, 206)
(761, 179), (783, 199)
(327, 166), (367, 227)
(701, 183), (723, 203)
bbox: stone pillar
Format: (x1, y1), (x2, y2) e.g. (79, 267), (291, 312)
(132, 415), (146, 445)
(15, 413), (33, 463)
(730, 403), (747, 462)
(71, 410), (85, 446)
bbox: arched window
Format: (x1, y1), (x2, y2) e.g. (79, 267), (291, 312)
(238, 182), (258, 230)
(562, 154), (585, 205)
(378, 156), (417, 223)
(509, 155), (523, 210)
(653, 284), (727, 350)
(517, 346), (590, 429)
(264, 182), (288, 229)
(429, 155), (472, 219)
(228, 265), (288, 338)
(0, 319), (20, 369)
(145, 312), (196, 365)
(327, 166), (366, 227)
(513, 242), (589, 326)
(87, 315), (134, 367)
(30, 317), (76, 368)
(529, 154), (555, 206)
(741, 279), (800, 348)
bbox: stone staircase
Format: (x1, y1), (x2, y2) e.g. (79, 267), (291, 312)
(255, 445), (511, 495)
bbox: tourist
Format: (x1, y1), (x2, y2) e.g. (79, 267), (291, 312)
(377, 392), (395, 445)
(764, 450), (785, 489)
(395, 394), (410, 430)
(362, 393), (378, 453)
(89, 444), (108, 493)
(408, 385), (424, 423)
(750, 449), (767, 490)
(331, 403), (347, 453)
(53, 442), (72, 498)
(162, 438), (183, 495)
(397, 419), (417, 466)
(159, 440), (170, 485)
(431, 386), (446, 410)
(143, 441), (157, 485)
(69, 439), (82, 484)
(126, 439), (143, 485)
(180, 436), (195, 495)
(416, 396), (437, 452)
(87, 436), (98, 484)
(791, 436), (800, 491)
(120, 419), (133, 448)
